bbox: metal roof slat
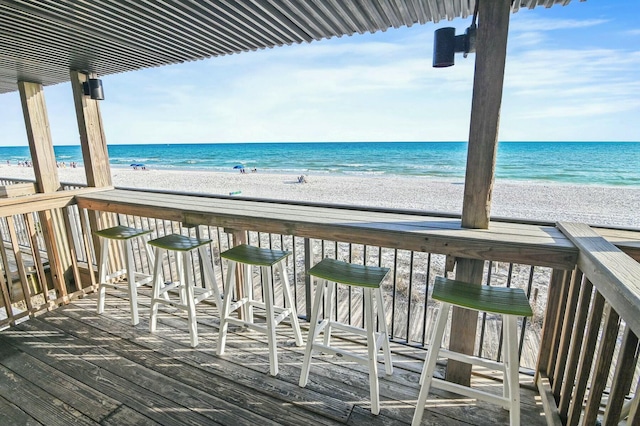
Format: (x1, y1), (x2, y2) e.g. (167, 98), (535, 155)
(247, 0), (314, 43)
(173, 0), (261, 52)
(97, 0), (218, 59)
(216, 0), (290, 47)
(377, 0), (406, 29)
(278, 0), (339, 40)
(309, 0), (355, 36)
(77, 0), (228, 58)
(0, 8), (160, 72)
(6, 0), (183, 63)
(356, 0), (391, 33)
(266, 1), (324, 40)
(325, 0), (367, 35)
(148, 0), (263, 54)
(197, 0), (279, 52)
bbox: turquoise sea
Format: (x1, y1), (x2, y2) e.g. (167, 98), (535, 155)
(1, 142), (639, 187)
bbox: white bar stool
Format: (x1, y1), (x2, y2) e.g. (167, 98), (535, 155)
(95, 225), (154, 326)
(412, 276), (533, 426)
(148, 233), (222, 348)
(299, 258), (393, 415)
(217, 244), (303, 376)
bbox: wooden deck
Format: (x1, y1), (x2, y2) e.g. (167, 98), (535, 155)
(0, 287), (547, 425)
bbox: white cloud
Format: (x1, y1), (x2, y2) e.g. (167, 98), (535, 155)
(510, 18), (609, 32)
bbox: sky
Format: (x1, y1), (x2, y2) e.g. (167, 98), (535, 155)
(0, 1), (639, 146)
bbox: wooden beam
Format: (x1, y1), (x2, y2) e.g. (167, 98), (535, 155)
(17, 81), (61, 193)
(449, 0), (512, 385)
(461, 0), (511, 229)
(18, 80), (69, 299)
(69, 70), (112, 188)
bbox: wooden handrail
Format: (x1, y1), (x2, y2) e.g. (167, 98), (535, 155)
(557, 221), (640, 337)
(0, 187), (112, 217)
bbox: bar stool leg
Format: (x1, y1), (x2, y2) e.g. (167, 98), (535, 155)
(245, 263), (253, 322)
(198, 246), (222, 309)
(323, 280), (336, 347)
(149, 247), (164, 334)
(124, 239), (139, 326)
(278, 262), (303, 346)
(365, 287), (381, 415)
(299, 278), (326, 387)
(181, 251), (198, 347)
(505, 315), (520, 426)
(376, 287), (393, 375)
(96, 238), (109, 315)
(413, 302), (451, 426)
(217, 260), (236, 355)
(263, 265), (279, 376)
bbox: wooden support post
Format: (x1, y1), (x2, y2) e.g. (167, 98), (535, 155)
(18, 81), (68, 300)
(17, 81), (61, 193)
(69, 70), (112, 188)
(70, 70), (113, 272)
(448, 0), (511, 386)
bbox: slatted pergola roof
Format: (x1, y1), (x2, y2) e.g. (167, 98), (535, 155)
(0, 0), (575, 94)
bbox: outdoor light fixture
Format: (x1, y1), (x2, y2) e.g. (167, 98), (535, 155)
(432, 25), (476, 67)
(433, 2), (478, 68)
(82, 77), (105, 100)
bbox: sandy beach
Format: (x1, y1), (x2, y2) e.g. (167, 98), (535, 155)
(2, 164), (639, 229)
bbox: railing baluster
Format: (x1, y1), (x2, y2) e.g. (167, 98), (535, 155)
(602, 325), (640, 425)
(552, 267), (583, 398)
(567, 290), (605, 426)
(583, 303), (620, 425)
(559, 277), (594, 421)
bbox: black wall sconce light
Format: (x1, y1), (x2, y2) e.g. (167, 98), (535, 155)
(433, 25), (476, 67)
(433, 2), (478, 68)
(83, 77), (105, 100)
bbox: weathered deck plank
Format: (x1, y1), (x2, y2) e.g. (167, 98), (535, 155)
(0, 288), (548, 425)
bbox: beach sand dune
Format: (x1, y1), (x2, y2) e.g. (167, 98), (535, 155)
(2, 165), (638, 229)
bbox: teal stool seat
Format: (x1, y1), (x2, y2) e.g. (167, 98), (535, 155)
(147, 234), (212, 252)
(148, 233), (222, 348)
(299, 258), (393, 415)
(307, 257), (389, 288)
(95, 225), (151, 240)
(221, 244), (289, 266)
(217, 244), (303, 376)
(95, 225), (154, 326)
(432, 277), (533, 317)
(412, 276), (534, 426)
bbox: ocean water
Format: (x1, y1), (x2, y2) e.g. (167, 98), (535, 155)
(1, 141), (639, 187)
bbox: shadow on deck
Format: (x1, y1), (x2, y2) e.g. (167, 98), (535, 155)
(0, 288), (547, 425)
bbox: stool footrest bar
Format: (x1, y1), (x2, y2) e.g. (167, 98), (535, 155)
(431, 377), (511, 410)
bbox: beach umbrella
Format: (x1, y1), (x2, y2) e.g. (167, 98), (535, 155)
(233, 164), (245, 169)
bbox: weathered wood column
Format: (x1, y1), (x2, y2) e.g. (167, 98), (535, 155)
(70, 70), (112, 188)
(447, 0), (512, 385)
(70, 70), (114, 274)
(18, 81), (68, 298)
